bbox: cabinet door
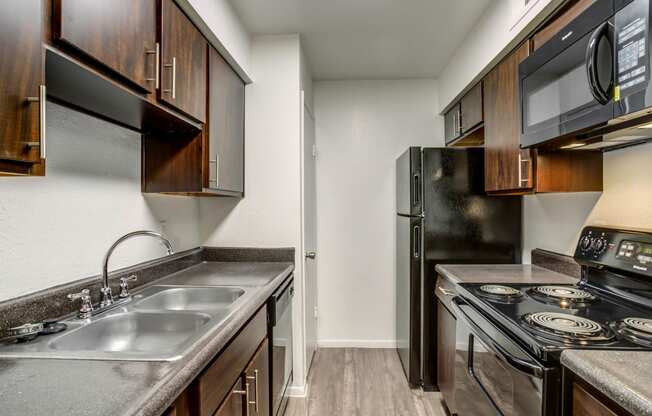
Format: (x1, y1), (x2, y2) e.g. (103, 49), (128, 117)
(484, 42), (534, 193)
(460, 82), (483, 133)
(160, 0), (207, 122)
(572, 382), (620, 416)
(54, 0), (157, 92)
(244, 339), (270, 416)
(214, 378), (246, 416)
(436, 300), (456, 414)
(444, 104), (461, 144)
(0, 0), (43, 164)
(208, 47), (245, 193)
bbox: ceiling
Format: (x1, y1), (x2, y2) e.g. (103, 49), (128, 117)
(228, 0), (491, 80)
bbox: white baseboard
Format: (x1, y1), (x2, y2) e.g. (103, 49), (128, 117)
(317, 339), (398, 348)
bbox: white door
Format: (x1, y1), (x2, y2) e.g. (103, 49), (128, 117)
(301, 91), (318, 373)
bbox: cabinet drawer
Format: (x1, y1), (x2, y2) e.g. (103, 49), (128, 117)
(197, 306), (267, 416)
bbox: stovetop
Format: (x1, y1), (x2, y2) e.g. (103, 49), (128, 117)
(456, 282), (652, 362)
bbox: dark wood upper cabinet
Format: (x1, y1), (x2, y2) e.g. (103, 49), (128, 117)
(207, 47), (245, 194)
(53, 0), (157, 93)
(460, 82), (483, 133)
(444, 104), (461, 145)
(483, 41), (603, 194)
(160, 0), (207, 123)
(445, 83), (484, 147)
(436, 300), (456, 415)
(0, 0), (44, 171)
(484, 42), (533, 193)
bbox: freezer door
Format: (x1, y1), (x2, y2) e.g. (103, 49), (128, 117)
(396, 214), (423, 385)
(396, 147), (422, 216)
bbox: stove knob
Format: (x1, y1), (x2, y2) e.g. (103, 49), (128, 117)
(593, 238), (607, 254)
(580, 236), (593, 251)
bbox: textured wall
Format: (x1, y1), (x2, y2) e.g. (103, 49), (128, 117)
(0, 103), (201, 302)
(313, 79), (443, 347)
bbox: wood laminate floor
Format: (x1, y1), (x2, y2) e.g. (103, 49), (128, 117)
(285, 348), (448, 416)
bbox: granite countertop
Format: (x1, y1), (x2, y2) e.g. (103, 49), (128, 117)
(0, 260), (294, 416)
(435, 264), (578, 285)
(561, 350), (652, 416)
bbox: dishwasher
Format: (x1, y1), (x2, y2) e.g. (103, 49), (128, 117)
(269, 276), (293, 416)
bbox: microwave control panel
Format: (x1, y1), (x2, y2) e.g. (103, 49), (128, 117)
(616, 0), (650, 93)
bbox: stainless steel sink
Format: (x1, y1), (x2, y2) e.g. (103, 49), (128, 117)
(132, 286), (244, 311)
(50, 311), (211, 354)
(0, 285), (248, 361)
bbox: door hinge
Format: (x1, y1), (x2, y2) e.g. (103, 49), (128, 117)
(313, 306), (318, 319)
(312, 144), (317, 159)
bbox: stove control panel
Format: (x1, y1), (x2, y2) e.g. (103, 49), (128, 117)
(575, 226), (652, 277)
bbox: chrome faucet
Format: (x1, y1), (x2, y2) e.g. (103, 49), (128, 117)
(100, 230), (174, 308)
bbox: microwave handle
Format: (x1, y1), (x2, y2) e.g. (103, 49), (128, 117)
(585, 21), (613, 105)
(451, 297), (544, 378)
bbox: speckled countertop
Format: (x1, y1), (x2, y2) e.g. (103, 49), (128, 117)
(0, 261), (294, 416)
(562, 350), (652, 416)
(435, 264), (578, 285)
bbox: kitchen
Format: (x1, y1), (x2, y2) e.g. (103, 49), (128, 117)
(0, 0), (651, 415)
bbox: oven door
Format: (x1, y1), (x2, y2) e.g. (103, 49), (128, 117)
(451, 297), (560, 416)
(520, 0), (615, 147)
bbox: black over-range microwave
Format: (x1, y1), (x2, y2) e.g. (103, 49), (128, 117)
(520, 0), (652, 150)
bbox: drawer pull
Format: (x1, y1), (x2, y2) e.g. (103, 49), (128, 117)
(233, 382), (251, 416)
(246, 369), (259, 413)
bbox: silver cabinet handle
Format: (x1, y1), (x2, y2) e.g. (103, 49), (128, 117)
(305, 251), (316, 259)
(145, 43), (160, 89)
(246, 369), (259, 413)
(24, 85), (46, 159)
(233, 382), (251, 416)
(437, 286), (455, 296)
(208, 153), (219, 188)
(518, 153), (530, 185)
(163, 57), (176, 99)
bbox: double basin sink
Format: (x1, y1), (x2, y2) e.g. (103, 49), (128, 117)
(0, 285), (247, 362)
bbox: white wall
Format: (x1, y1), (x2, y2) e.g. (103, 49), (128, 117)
(438, 0), (564, 112)
(524, 142), (652, 262)
(199, 34), (309, 393)
(313, 79), (442, 347)
(184, 0), (252, 79)
(0, 103), (201, 302)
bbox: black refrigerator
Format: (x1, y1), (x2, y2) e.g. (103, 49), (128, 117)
(396, 147), (522, 389)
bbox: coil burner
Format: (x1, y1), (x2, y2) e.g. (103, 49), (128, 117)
(522, 312), (615, 345)
(528, 285), (597, 308)
(613, 317), (652, 347)
(476, 284), (523, 303)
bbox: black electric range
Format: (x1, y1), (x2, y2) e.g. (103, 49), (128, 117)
(451, 226), (652, 416)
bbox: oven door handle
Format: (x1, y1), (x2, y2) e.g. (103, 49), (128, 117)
(451, 297), (544, 378)
(585, 20), (614, 105)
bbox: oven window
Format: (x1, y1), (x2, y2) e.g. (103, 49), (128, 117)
(522, 30), (609, 133)
(471, 335), (516, 416)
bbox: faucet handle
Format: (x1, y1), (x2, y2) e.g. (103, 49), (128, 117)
(68, 289), (94, 319)
(119, 274), (138, 298)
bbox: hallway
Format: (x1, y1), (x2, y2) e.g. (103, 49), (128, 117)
(285, 348), (448, 416)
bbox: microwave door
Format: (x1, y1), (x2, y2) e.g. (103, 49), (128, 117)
(519, 0), (615, 147)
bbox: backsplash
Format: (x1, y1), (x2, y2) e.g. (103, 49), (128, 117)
(523, 141), (652, 263)
(0, 104), (202, 302)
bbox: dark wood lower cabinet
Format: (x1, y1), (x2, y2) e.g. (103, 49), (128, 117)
(167, 307), (269, 416)
(563, 369), (633, 416)
(436, 300), (456, 414)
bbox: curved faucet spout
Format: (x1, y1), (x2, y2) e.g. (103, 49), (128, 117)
(100, 231), (174, 307)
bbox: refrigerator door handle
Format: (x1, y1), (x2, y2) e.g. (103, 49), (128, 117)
(413, 173), (420, 206)
(413, 225), (421, 259)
